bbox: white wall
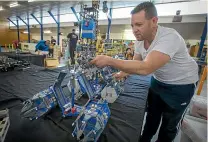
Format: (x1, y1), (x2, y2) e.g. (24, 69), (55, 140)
(109, 34), (207, 45)
(30, 21), (207, 45)
(15, 14), (206, 30)
(109, 33), (136, 40)
(187, 39), (208, 46)
(188, 40), (201, 45)
(31, 33), (206, 46)
(155, 0), (207, 16)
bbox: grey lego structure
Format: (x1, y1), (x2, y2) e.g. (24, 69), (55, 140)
(0, 109), (10, 142)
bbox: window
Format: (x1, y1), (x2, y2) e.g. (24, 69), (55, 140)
(9, 7), (134, 27)
(112, 7), (134, 19)
(60, 13), (77, 22)
(99, 10), (108, 20)
(9, 20), (24, 27)
(30, 18), (41, 25)
(9, 17), (45, 27)
(19, 20), (24, 26)
(43, 16), (56, 24)
(9, 22), (15, 27)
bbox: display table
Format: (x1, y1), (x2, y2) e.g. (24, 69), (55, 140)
(0, 65), (151, 142)
(0, 52), (45, 67)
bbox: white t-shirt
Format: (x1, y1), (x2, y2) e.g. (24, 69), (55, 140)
(134, 25), (199, 85)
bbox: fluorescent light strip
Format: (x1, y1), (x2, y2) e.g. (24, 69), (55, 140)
(28, 0), (36, 2)
(75, 29), (79, 33)
(44, 30), (52, 34)
(10, 2), (19, 8)
(23, 31), (28, 34)
(0, 6), (3, 11)
(124, 29), (132, 32)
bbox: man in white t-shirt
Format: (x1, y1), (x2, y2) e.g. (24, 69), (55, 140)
(91, 2), (198, 142)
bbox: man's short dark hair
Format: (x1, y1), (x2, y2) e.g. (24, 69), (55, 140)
(131, 2), (157, 19)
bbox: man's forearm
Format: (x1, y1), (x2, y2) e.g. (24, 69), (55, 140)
(121, 71), (129, 76)
(109, 58), (150, 75)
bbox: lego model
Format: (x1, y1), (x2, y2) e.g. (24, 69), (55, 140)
(72, 99), (110, 141)
(21, 88), (57, 120)
(21, 55), (123, 141)
(0, 56), (16, 72)
(0, 56), (30, 72)
(21, 1), (124, 141)
(0, 109), (10, 142)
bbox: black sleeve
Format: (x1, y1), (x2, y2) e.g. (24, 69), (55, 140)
(76, 34), (78, 40)
(67, 33), (71, 39)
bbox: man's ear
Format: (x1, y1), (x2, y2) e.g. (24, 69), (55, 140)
(152, 17), (158, 26)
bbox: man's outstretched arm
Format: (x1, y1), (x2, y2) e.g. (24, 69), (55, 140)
(115, 53), (142, 78)
(109, 51), (170, 75)
(91, 51), (170, 75)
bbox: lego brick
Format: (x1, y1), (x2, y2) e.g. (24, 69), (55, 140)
(0, 109), (10, 142)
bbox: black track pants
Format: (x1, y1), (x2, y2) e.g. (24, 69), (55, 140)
(140, 77), (196, 142)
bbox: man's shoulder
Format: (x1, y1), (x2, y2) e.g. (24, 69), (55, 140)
(157, 26), (182, 42)
(158, 26), (180, 38)
(38, 40), (45, 44)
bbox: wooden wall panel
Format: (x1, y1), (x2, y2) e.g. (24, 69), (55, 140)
(0, 20), (31, 46)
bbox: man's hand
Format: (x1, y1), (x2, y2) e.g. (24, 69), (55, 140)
(90, 55), (112, 68)
(113, 71), (129, 80)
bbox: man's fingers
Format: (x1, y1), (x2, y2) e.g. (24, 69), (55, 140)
(113, 73), (119, 78)
(112, 73), (117, 76)
(90, 59), (96, 64)
(88, 57), (95, 62)
(113, 74), (118, 79)
(113, 73), (121, 80)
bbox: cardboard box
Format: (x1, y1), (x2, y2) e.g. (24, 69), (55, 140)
(45, 58), (59, 68)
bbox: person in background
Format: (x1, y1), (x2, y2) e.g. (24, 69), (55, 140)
(48, 44), (54, 58)
(35, 40), (50, 52)
(51, 36), (56, 45)
(48, 36), (56, 58)
(128, 40), (134, 49)
(13, 40), (20, 49)
(125, 48), (134, 60)
(67, 29), (78, 65)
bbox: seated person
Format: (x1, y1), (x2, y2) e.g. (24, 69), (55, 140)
(35, 40), (50, 52)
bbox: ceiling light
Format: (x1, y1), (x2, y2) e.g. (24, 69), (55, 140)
(44, 30), (52, 34)
(28, 0), (36, 2)
(23, 31), (28, 34)
(0, 6), (3, 11)
(75, 29), (79, 33)
(124, 29), (132, 32)
(9, 2), (19, 8)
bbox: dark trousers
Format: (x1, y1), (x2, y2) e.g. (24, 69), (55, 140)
(48, 48), (54, 58)
(140, 77), (196, 142)
(69, 46), (75, 65)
